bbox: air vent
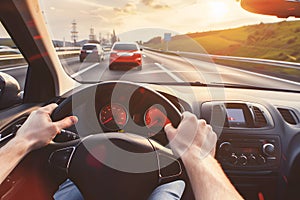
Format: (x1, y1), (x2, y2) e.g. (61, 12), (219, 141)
(253, 106), (267, 128)
(277, 108), (298, 125)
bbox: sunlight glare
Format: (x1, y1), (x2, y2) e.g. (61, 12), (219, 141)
(209, 1), (229, 19)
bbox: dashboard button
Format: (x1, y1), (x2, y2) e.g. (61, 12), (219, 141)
(237, 155), (248, 166)
(229, 153), (238, 165)
(257, 155), (266, 164)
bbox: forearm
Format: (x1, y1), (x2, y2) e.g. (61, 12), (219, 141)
(182, 152), (243, 200)
(0, 137), (30, 184)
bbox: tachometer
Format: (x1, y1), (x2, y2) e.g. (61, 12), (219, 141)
(144, 105), (171, 133)
(99, 103), (128, 131)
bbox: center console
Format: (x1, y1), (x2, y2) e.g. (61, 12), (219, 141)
(201, 101), (281, 200)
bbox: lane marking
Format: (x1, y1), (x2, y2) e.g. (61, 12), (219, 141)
(0, 65), (27, 72)
(71, 63), (99, 78)
(221, 64), (300, 86)
(154, 63), (184, 82)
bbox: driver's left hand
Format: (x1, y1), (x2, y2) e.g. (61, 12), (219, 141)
(15, 103), (78, 152)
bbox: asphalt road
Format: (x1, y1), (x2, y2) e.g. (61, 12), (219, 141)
(1, 50), (300, 92)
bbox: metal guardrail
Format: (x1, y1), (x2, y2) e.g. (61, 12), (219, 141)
(144, 47), (300, 69)
(144, 47), (300, 82)
(0, 49), (80, 68)
(175, 51), (300, 70)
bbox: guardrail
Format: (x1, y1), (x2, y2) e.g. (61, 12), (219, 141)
(144, 47), (300, 83)
(0, 49), (80, 68)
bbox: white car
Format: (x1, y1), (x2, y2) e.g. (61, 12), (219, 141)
(79, 43), (105, 62)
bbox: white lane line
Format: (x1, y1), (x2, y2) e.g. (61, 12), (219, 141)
(0, 65), (27, 72)
(223, 65), (300, 86)
(154, 63), (184, 82)
(71, 63), (99, 78)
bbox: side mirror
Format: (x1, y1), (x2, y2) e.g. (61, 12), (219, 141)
(0, 72), (22, 110)
(240, 0), (300, 18)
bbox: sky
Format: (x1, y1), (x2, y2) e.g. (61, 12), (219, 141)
(0, 0), (297, 42)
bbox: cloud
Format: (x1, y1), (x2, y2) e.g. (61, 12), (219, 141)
(141, 0), (170, 9)
(114, 2), (137, 14)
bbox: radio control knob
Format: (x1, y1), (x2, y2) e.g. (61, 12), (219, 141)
(229, 153), (238, 165)
(219, 142), (231, 157)
(237, 155), (247, 166)
(257, 155), (266, 164)
(263, 143), (275, 156)
(219, 142), (231, 151)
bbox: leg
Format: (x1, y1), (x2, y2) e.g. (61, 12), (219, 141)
(53, 179), (84, 200)
(148, 180), (186, 200)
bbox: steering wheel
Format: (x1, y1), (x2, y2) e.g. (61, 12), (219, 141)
(48, 81), (186, 199)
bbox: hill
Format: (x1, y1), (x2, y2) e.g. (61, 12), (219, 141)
(144, 20), (300, 62)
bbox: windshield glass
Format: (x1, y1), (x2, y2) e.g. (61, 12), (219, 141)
(40, 0), (300, 91)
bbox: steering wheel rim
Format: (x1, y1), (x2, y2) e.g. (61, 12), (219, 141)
(48, 81), (186, 199)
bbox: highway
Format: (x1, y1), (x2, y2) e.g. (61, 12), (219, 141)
(1, 50), (300, 92)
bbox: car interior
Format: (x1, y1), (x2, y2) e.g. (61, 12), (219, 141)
(0, 0), (300, 200)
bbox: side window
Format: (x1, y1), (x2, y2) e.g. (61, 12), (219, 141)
(0, 21), (26, 110)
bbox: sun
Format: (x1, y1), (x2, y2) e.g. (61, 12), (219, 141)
(209, 1), (229, 19)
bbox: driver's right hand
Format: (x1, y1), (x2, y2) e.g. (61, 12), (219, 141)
(164, 112), (217, 160)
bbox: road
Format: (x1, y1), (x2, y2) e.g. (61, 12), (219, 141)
(1, 50), (300, 92)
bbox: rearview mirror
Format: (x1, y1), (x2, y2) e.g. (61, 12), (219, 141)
(240, 0), (300, 18)
(0, 72), (22, 110)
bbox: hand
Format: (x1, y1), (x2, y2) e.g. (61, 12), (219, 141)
(164, 112), (217, 160)
(15, 103), (78, 152)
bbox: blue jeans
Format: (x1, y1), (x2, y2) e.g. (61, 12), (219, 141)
(54, 179), (185, 200)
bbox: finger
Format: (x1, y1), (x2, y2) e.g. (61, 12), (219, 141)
(41, 103), (58, 114)
(182, 112), (197, 123)
(198, 119), (207, 126)
(164, 123), (177, 140)
(54, 116), (78, 131)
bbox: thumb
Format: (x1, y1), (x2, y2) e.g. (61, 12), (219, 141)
(164, 123), (177, 141)
(54, 116), (78, 130)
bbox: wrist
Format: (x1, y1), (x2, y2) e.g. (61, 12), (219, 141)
(10, 135), (32, 155)
(14, 129), (35, 153)
(181, 147), (214, 166)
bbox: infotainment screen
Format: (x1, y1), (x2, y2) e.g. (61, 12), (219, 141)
(226, 108), (246, 127)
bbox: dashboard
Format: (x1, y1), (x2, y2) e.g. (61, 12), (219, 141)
(2, 82), (299, 200)
(69, 82), (298, 200)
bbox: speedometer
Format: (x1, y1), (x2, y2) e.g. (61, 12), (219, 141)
(99, 103), (128, 131)
(144, 105), (171, 130)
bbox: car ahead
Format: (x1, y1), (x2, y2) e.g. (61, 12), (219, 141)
(109, 42), (143, 70)
(79, 43), (105, 62)
(0, 0), (300, 200)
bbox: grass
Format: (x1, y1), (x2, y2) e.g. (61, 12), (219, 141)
(144, 20), (300, 80)
(144, 20), (300, 62)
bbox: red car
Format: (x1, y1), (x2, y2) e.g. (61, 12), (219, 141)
(109, 42), (143, 70)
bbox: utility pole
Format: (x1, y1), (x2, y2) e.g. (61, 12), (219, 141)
(111, 29), (117, 44)
(99, 33), (102, 44)
(71, 20), (78, 46)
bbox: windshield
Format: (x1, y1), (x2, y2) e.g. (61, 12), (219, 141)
(39, 0), (300, 91)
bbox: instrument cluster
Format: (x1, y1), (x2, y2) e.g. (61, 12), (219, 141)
(98, 103), (171, 137)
